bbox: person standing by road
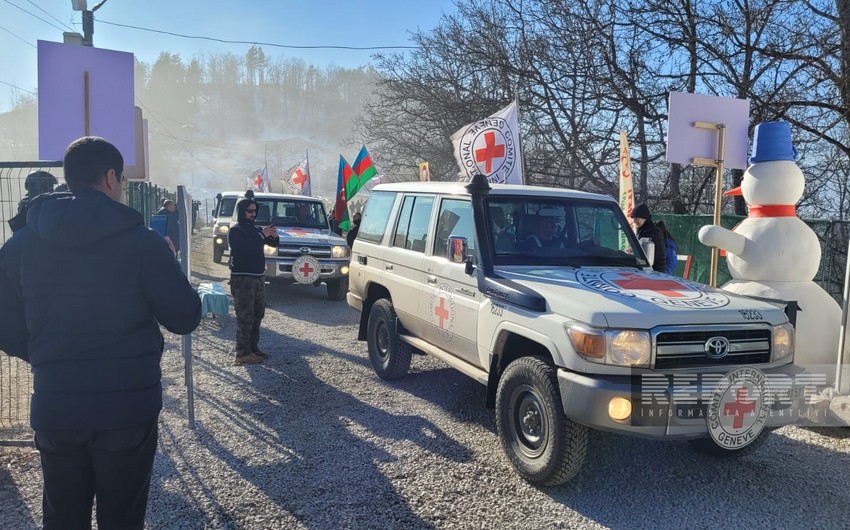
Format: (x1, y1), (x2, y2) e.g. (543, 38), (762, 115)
(0, 136), (201, 530)
(155, 199), (181, 252)
(228, 197), (279, 365)
(630, 202), (667, 273)
(346, 212), (362, 248)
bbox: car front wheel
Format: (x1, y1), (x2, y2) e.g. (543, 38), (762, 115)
(496, 356), (588, 486)
(366, 299), (412, 380)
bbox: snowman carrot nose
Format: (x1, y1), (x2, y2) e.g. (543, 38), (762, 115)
(724, 186), (743, 196)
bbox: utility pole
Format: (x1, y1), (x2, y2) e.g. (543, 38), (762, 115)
(71, 0), (109, 47)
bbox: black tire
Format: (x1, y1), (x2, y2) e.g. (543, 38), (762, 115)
(326, 278), (348, 301)
(496, 356), (588, 486)
(366, 299), (412, 380)
(686, 430), (771, 458)
(213, 245), (224, 264)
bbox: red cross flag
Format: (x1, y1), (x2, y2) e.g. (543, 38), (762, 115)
(247, 166), (269, 192)
(283, 154), (311, 196)
(451, 101), (524, 185)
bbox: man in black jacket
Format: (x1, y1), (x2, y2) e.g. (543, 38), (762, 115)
(155, 198), (180, 251)
(0, 137), (201, 529)
(630, 202), (667, 273)
(228, 197), (279, 365)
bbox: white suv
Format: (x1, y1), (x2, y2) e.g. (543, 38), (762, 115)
(347, 175), (810, 485)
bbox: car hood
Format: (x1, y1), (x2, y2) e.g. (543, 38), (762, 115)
(494, 266), (789, 328)
(275, 227), (347, 245)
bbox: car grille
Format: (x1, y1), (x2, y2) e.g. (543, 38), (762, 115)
(654, 327), (771, 369)
(274, 244), (332, 258)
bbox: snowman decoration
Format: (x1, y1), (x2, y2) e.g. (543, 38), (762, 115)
(699, 121), (840, 383)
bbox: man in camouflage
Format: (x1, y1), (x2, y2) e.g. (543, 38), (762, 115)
(228, 193), (279, 365)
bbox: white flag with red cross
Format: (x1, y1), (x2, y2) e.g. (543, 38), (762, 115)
(283, 156), (311, 196)
(247, 166), (269, 192)
(451, 101), (524, 185)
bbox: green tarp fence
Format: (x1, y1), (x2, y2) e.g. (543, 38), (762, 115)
(655, 214), (850, 304)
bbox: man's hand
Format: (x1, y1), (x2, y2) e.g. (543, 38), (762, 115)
(261, 225), (277, 238)
(164, 236), (178, 257)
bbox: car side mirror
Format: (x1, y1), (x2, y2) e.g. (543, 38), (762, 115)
(639, 237), (655, 268)
(448, 235), (468, 263)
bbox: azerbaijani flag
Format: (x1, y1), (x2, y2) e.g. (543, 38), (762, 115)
(335, 155), (354, 232)
(346, 146), (378, 200)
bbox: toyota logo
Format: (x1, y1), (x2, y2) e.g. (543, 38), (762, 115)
(300, 247), (311, 254)
(704, 336), (730, 359)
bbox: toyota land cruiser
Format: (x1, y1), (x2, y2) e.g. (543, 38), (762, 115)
(347, 175), (811, 485)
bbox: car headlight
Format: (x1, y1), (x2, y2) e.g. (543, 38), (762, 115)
(565, 322), (651, 367)
(214, 224), (229, 234)
(264, 245), (278, 256)
(772, 322), (795, 362)
(332, 245), (350, 258)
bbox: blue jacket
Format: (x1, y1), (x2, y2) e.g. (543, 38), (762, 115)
(0, 190), (201, 431)
(665, 238), (679, 275)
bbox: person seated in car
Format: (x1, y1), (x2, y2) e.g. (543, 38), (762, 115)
(517, 209), (567, 252)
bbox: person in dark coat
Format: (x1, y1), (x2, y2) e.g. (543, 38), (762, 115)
(228, 197), (279, 365)
(346, 212), (362, 248)
(0, 136), (201, 529)
(9, 171), (58, 232)
(155, 199), (180, 250)
(630, 202), (667, 273)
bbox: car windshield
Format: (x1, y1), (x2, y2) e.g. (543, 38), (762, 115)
(217, 197), (237, 218)
(252, 198), (328, 229)
(486, 196), (647, 268)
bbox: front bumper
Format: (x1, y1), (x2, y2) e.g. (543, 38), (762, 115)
(557, 364), (811, 439)
(264, 258), (349, 282)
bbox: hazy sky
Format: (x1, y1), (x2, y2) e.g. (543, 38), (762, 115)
(0, 0), (457, 113)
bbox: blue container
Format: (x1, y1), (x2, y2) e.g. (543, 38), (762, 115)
(749, 121), (797, 163)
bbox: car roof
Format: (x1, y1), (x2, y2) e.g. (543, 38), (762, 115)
(370, 181), (616, 203)
(218, 192), (322, 202)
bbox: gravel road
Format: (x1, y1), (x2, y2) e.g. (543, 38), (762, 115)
(2, 232), (850, 529)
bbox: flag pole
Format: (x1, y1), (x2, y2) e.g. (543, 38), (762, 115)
(514, 91), (528, 185)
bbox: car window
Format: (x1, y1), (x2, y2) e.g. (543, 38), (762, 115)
(393, 195), (434, 253)
(358, 191), (397, 244)
(217, 197), (237, 218)
(434, 199), (474, 259)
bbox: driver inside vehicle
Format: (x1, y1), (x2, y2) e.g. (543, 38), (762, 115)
(517, 208), (567, 252)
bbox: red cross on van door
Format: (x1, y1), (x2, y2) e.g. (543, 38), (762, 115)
(434, 296), (450, 328)
(475, 131), (505, 174)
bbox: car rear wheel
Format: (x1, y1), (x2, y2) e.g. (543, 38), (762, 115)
(496, 356), (588, 486)
(366, 299), (412, 380)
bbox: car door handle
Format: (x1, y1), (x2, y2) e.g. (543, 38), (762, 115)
(358, 255), (367, 265)
(427, 275), (437, 284)
(385, 264), (394, 271)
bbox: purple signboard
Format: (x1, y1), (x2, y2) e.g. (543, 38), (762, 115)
(666, 91), (750, 170)
(37, 40), (135, 165)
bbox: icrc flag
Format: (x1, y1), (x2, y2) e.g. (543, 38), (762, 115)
(248, 166), (269, 192)
(283, 155), (311, 196)
(618, 130), (636, 251)
(451, 101), (523, 184)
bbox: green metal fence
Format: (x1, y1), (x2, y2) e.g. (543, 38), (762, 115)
(127, 181), (176, 226)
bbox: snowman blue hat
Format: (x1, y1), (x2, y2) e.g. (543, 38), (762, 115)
(749, 121), (797, 164)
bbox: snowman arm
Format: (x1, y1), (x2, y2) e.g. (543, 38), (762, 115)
(698, 225), (746, 255)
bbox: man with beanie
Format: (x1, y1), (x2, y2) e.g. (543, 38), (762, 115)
(228, 197), (279, 365)
(0, 136), (201, 529)
(630, 202), (667, 273)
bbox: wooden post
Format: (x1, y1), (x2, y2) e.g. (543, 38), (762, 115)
(691, 121), (727, 287)
(84, 71), (91, 136)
